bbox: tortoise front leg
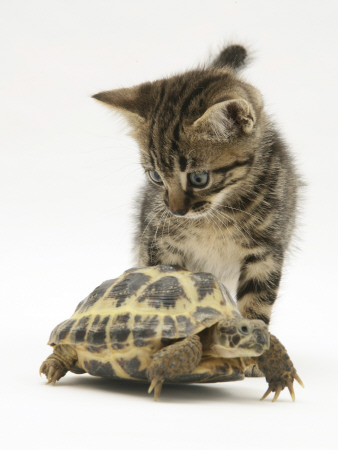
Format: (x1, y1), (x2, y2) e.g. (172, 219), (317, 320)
(254, 334), (304, 402)
(147, 335), (202, 400)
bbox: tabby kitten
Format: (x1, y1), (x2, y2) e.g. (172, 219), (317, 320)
(93, 45), (299, 326)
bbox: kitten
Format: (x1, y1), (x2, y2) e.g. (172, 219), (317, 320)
(93, 44), (299, 326)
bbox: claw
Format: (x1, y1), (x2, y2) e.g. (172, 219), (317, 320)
(260, 386), (273, 401)
(153, 383), (163, 401)
(295, 373), (304, 388)
(148, 378), (157, 395)
(47, 366), (54, 384)
(287, 380), (295, 402)
(272, 386), (282, 402)
(148, 377), (163, 401)
(261, 373), (304, 402)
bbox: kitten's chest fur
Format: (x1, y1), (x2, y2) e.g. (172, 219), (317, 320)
(162, 223), (242, 297)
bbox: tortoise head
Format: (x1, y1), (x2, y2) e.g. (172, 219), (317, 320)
(209, 317), (270, 358)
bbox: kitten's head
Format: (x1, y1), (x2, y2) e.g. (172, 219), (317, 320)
(93, 45), (264, 218)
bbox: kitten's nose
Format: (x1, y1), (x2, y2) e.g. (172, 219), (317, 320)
(167, 187), (189, 216)
(171, 208), (188, 216)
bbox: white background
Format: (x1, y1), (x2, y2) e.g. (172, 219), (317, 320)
(1, 1), (338, 449)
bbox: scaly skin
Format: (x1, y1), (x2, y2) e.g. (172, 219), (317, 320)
(255, 334), (304, 402)
(40, 344), (77, 384)
(147, 335), (202, 400)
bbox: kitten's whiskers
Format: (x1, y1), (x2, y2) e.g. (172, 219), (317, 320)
(140, 205), (163, 240)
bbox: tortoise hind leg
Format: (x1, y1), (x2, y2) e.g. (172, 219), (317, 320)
(147, 335), (202, 400)
(40, 344), (77, 384)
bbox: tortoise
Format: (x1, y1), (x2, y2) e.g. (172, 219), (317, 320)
(40, 265), (303, 401)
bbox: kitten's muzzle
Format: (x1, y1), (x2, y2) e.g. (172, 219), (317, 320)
(165, 187), (190, 216)
(170, 207), (189, 216)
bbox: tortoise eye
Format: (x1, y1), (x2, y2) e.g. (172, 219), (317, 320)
(240, 325), (249, 335)
(148, 170), (163, 185)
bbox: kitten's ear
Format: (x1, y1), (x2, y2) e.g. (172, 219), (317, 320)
(92, 82), (152, 126)
(190, 98), (255, 141)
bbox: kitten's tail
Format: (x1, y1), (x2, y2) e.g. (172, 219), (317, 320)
(211, 44), (248, 70)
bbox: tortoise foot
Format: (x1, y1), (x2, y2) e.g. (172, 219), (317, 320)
(40, 344), (77, 384)
(260, 371), (304, 402)
(40, 357), (68, 384)
(257, 334), (304, 402)
(147, 335), (202, 400)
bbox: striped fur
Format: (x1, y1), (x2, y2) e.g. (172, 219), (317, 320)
(93, 45), (299, 325)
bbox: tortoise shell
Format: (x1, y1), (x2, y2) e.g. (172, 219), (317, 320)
(48, 265), (241, 382)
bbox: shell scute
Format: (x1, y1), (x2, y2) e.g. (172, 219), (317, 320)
(133, 314), (160, 347)
(192, 306), (225, 327)
(176, 315), (194, 336)
(117, 356), (147, 379)
(137, 275), (188, 310)
(108, 272), (151, 308)
(109, 313), (131, 349)
(84, 360), (116, 378)
(87, 315), (110, 346)
(77, 279), (117, 313)
(71, 316), (90, 344)
(49, 319), (76, 344)
(190, 272), (217, 301)
(162, 315), (177, 339)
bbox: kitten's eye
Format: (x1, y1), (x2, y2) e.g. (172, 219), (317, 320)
(148, 170), (163, 184)
(189, 171), (209, 187)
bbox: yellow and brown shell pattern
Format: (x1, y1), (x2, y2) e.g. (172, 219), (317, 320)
(48, 265), (241, 383)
